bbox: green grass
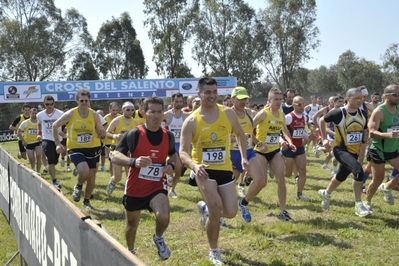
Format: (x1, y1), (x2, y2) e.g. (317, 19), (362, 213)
(1, 141), (399, 265)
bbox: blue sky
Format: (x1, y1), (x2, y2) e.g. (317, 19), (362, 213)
(55, 0), (399, 79)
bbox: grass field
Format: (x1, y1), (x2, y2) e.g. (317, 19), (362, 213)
(1, 140), (399, 265)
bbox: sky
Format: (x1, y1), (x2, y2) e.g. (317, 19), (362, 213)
(55, 0), (399, 79)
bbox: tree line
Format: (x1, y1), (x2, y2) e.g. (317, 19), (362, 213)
(1, 0), (398, 99)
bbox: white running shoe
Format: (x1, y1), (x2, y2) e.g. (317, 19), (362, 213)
(379, 183), (394, 205)
(209, 249), (225, 265)
(238, 183), (246, 198)
(318, 189), (330, 210)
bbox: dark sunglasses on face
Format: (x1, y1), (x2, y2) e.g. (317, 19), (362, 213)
(45, 103), (54, 106)
(125, 109), (134, 112)
(79, 99), (89, 103)
(387, 92), (399, 97)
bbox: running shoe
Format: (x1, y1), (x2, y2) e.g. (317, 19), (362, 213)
(72, 185), (82, 202)
(318, 189), (330, 210)
(244, 175), (252, 186)
(168, 190), (178, 199)
(379, 183), (394, 205)
(83, 200), (94, 210)
(219, 217), (227, 228)
(106, 181), (116, 195)
(52, 180), (62, 190)
(197, 201), (208, 230)
(355, 202), (371, 217)
(238, 183), (246, 198)
(296, 194), (309, 202)
(238, 200), (251, 222)
(277, 210), (293, 222)
(209, 249), (225, 266)
(363, 201), (373, 214)
(315, 146), (320, 158)
(153, 234), (171, 260)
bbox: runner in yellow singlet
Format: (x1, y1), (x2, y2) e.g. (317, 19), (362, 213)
(180, 77), (249, 265)
(253, 87), (297, 222)
(105, 101), (138, 195)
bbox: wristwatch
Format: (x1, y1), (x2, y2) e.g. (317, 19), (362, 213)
(256, 142), (263, 147)
(167, 162), (175, 171)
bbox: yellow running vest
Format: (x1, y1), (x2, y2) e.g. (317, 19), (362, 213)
(255, 107), (284, 153)
(66, 108), (101, 150)
(103, 114), (121, 145)
(111, 116), (138, 145)
(231, 110), (253, 151)
(192, 104), (232, 171)
(22, 119), (39, 144)
(334, 108), (366, 155)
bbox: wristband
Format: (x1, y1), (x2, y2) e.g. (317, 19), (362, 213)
(167, 162), (175, 171)
(113, 134), (118, 140)
(129, 158), (136, 168)
(38, 131), (42, 136)
(256, 142), (263, 147)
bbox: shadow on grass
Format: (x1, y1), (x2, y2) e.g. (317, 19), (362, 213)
(223, 250), (268, 266)
(304, 217), (366, 231)
(280, 232), (353, 249)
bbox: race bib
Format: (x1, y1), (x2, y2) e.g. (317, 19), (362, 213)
(170, 129), (181, 141)
(139, 163), (164, 181)
(292, 128), (305, 138)
(266, 134), (280, 145)
(202, 147), (226, 164)
(387, 126), (399, 138)
(233, 137), (251, 150)
(28, 128), (37, 135)
(77, 133), (92, 144)
(347, 131), (362, 145)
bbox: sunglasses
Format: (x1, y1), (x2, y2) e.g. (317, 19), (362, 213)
(387, 92), (399, 97)
(293, 103), (304, 107)
(45, 103), (54, 106)
(350, 96), (363, 101)
(79, 99), (89, 103)
(125, 109), (134, 112)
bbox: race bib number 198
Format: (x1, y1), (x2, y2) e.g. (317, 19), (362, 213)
(202, 147), (226, 164)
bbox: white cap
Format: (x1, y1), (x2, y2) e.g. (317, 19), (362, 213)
(193, 97), (201, 102)
(361, 88), (369, 96)
(122, 102), (134, 109)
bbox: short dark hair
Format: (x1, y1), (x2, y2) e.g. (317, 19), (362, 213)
(223, 94), (231, 101)
(75, 88), (90, 101)
(44, 95), (55, 102)
(172, 93), (184, 100)
(198, 77), (217, 93)
(143, 96), (164, 112)
(22, 103), (31, 109)
(371, 92), (380, 97)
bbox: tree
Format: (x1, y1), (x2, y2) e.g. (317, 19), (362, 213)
(68, 52), (99, 81)
(307, 65), (340, 93)
(95, 12), (148, 80)
(0, 0), (90, 81)
(381, 43), (399, 84)
(191, 0), (262, 90)
(143, 0), (198, 78)
(337, 50), (383, 91)
(257, 0), (320, 90)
